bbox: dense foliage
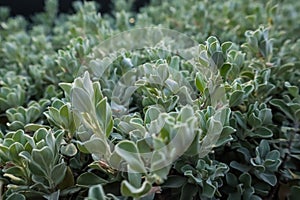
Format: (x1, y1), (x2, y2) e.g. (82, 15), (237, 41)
(0, 0), (300, 199)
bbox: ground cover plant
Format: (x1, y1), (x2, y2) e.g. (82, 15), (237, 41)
(0, 0), (300, 199)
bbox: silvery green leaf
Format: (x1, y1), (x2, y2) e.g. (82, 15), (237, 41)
(115, 141), (146, 173)
(77, 172), (108, 186)
(51, 162), (67, 186)
(252, 127), (273, 138)
(229, 90), (244, 107)
(256, 172), (277, 186)
(180, 183), (198, 200)
(87, 184), (106, 200)
(202, 181), (216, 198)
(71, 87), (93, 113)
(6, 193), (26, 200)
(121, 180), (152, 198)
(195, 72), (206, 93)
(43, 191), (60, 200)
(248, 113), (262, 128)
(61, 143), (77, 157)
(226, 173), (238, 187)
(211, 51), (225, 68)
(96, 97), (113, 137)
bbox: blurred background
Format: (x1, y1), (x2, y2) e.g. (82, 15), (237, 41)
(0, 0), (149, 18)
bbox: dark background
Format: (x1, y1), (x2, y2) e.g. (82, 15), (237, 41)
(0, 0), (149, 18)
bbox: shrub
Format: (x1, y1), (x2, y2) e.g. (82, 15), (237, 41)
(0, 0), (300, 199)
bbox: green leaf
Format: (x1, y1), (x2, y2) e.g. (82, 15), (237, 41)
(265, 150), (280, 160)
(19, 151), (47, 176)
(88, 184), (106, 200)
(257, 172), (277, 186)
(96, 97), (113, 137)
(248, 113), (262, 128)
(243, 84), (254, 96)
(180, 183), (198, 200)
(51, 162), (67, 186)
(161, 175), (187, 188)
(61, 143), (78, 157)
(157, 64), (169, 82)
(252, 127), (273, 138)
(239, 173), (252, 188)
(258, 108), (272, 124)
(169, 56), (180, 70)
(285, 82), (299, 97)
(229, 90), (244, 107)
(71, 87), (93, 113)
(199, 117), (223, 157)
(289, 186), (300, 200)
(184, 130), (201, 156)
(121, 180), (152, 198)
(6, 193), (26, 200)
(258, 140), (270, 159)
(80, 137), (108, 156)
(59, 82), (72, 96)
(8, 121), (24, 131)
(33, 128), (48, 142)
(32, 147), (54, 174)
(195, 72), (206, 93)
(77, 172), (108, 186)
(202, 181), (216, 198)
(48, 107), (60, 123)
(270, 99), (294, 121)
(45, 130), (56, 153)
(109, 151), (122, 169)
(9, 142), (24, 163)
(3, 166), (26, 181)
(25, 123), (48, 132)
(226, 173), (238, 187)
(93, 82), (104, 103)
(128, 170), (142, 188)
(137, 138), (153, 154)
(295, 109), (300, 121)
(211, 51), (225, 68)
(59, 104), (70, 126)
(57, 166), (75, 190)
(0, 145), (10, 162)
(221, 41), (233, 54)
(81, 71), (94, 98)
(115, 141), (146, 173)
(230, 161), (251, 172)
(144, 106), (161, 124)
(220, 63), (232, 78)
(216, 126), (235, 146)
(43, 191), (60, 200)
(228, 192), (241, 200)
